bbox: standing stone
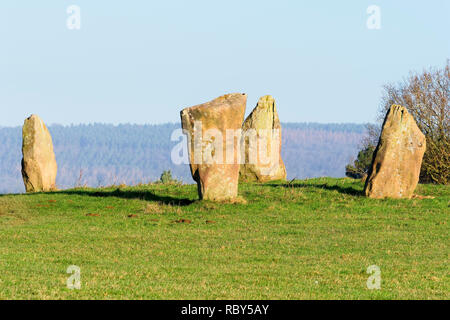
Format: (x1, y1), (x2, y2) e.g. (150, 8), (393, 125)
(364, 105), (426, 199)
(181, 93), (247, 201)
(21, 115), (58, 192)
(239, 95), (287, 182)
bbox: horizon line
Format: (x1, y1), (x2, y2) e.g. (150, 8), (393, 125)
(0, 121), (372, 129)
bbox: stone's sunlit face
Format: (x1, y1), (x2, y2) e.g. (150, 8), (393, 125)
(180, 93), (246, 201)
(240, 95), (286, 183)
(364, 105), (426, 199)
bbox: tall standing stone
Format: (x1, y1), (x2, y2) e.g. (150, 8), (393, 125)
(364, 105), (426, 199)
(239, 95), (287, 182)
(21, 115), (58, 192)
(180, 93), (247, 201)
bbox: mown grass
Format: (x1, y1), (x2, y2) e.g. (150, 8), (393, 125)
(0, 178), (448, 300)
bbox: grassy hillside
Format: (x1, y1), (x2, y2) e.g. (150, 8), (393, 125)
(0, 178), (448, 299)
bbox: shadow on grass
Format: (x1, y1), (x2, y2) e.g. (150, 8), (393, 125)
(266, 181), (364, 196)
(55, 188), (195, 206)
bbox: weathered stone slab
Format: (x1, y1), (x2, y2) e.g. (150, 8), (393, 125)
(364, 105), (426, 199)
(180, 93), (246, 201)
(240, 95), (286, 182)
(21, 115), (58, 192)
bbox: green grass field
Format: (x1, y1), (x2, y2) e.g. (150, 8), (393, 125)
(0, 178), (448, 300)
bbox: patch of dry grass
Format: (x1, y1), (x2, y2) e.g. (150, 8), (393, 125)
(143, 202), (182, 215)
(0, 197), (31, 226)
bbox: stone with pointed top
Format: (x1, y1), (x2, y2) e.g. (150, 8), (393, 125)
(21, 115), (58, 192)
(364, 105), (426, 199)
(239, 95), (287, 182)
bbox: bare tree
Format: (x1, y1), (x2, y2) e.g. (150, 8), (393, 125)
(370, 61), (449, 184)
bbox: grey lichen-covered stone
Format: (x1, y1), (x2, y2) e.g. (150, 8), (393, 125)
(180, 93), (247, 201)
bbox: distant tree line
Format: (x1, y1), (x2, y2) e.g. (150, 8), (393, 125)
(0, 122), (365, 194)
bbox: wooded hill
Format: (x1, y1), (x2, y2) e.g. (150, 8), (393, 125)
(0, 123), (365, 194)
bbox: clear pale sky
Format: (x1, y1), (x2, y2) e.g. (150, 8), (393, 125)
(1, 0), (448, 126)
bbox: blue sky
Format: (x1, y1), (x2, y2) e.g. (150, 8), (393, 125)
(0, 0), (448, 126)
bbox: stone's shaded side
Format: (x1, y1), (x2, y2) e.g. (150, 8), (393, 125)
(21, 115), (58, 192)
(180, 93), (247, 201)
(364, 105), (426, 199)
(239, 95), (287, 182)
